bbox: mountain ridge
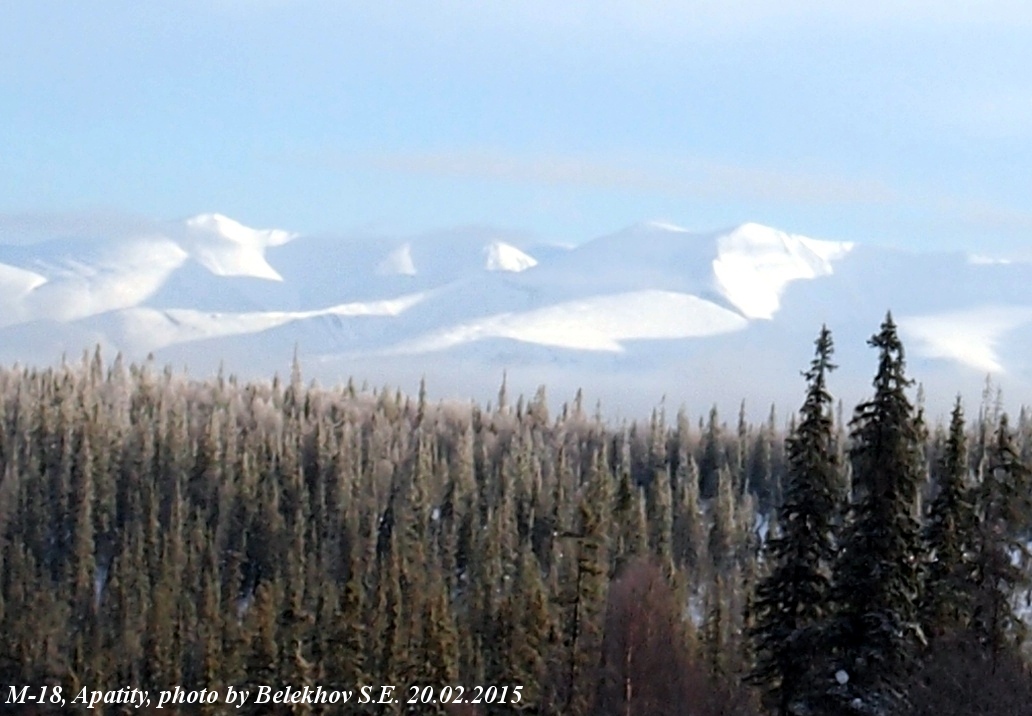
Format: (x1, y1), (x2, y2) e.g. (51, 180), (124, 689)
(1, 214), (1030, 420)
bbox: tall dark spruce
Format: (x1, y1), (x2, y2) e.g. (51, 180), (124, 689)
(748, 325), (841, 716)
(973, 414), (1032, 667)
(920, 397), (977, 639)
(826, 313), (926, 714)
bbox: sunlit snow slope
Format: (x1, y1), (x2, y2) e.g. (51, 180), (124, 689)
(2, 214), (1031, 418)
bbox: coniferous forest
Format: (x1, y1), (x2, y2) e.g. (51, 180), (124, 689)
(2, 313), (1032, 715)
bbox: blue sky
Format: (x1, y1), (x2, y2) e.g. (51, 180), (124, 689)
(3, 1), (1031, 255)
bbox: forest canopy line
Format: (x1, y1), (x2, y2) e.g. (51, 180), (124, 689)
(2, 313), (1032, 715)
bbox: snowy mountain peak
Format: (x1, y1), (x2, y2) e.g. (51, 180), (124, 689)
(725, 221), (783, 239)
(186, 213), (296, 248)
(713, 223), (854, 320)
(483, 241), (537, 272)
(2, 213), (1031, 421)
(181, 214), (295, 281)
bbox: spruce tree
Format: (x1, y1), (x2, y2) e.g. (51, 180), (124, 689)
(826, 313), (926, 714)
(561, 457), (610, 716)
(674, 451), (706, 578)
(709, 463), (736, 574)
(749, 325), (840, 716)
(920, 397), (977, 638)
(700, 406), (723, 499)
(613, 441), (648, 562)
(971, 414), (1032, 667)
(647, 455), (674, 574)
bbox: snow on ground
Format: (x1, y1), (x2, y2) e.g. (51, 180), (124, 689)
(899, 306), (1032, 374)
(0, 262), (47, 293)
(2, 212), (1032, 421)
(642, 220), (692, 233)
(114, 292), (428, 352)
(1, 238), (189, 327)
(0, 262), (48, 325)
(968, 254), (1013, 265)
(712, 223), (854, 320)
(386, 290), (748, 353)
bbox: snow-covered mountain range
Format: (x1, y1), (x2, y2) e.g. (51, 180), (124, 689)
(2, 213), (1030, 420)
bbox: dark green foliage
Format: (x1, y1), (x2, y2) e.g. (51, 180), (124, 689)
(827, 313), (927, 714)
(0, 324), (1031, 716)
(559, 451), (611, 716)
(908, 630), (1032, 716)
(749, 325), (841, 716)
(700, 406), (724, 499)
(971, 415), (1032, 665)
(921, 398), (978, 638)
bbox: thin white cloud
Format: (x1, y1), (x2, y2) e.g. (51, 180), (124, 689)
(0, 211), (161, 246)
(947, 200), (1032, 234)
(311, 149), (897, 207)
(280, 146), (1032, 258)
